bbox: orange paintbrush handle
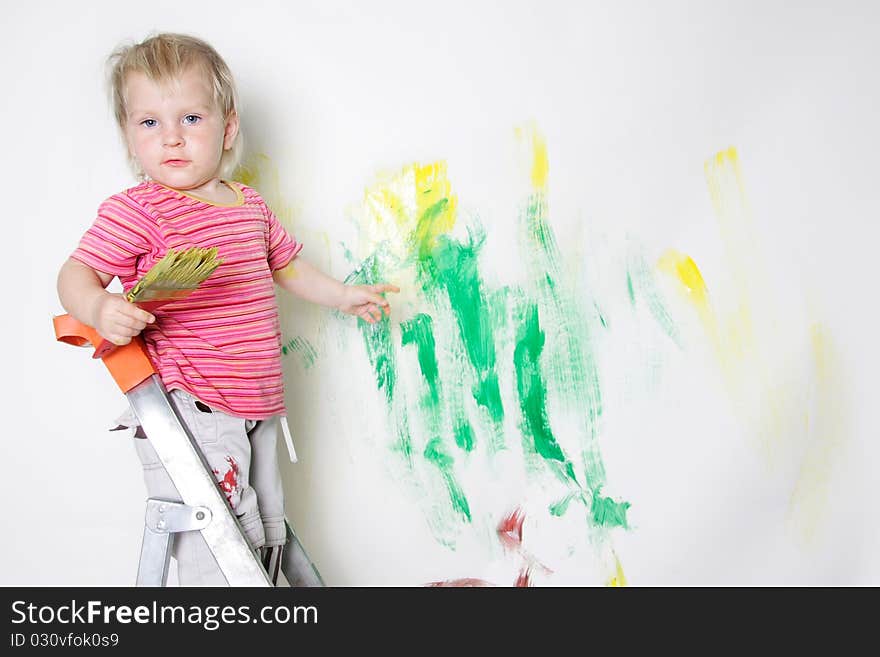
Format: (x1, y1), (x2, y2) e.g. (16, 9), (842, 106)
(93, 338), (117, 359)
(53, 314), (156, 393)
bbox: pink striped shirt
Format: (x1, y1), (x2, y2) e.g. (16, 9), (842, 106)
(71, 180), (302, 419)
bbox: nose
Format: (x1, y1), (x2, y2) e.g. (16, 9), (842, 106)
(162, 125), (184, 148)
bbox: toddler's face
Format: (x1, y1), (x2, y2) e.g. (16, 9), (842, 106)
(123, 67), (237, 193)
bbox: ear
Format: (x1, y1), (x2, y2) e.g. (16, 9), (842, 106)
(223, 110), (240, 150)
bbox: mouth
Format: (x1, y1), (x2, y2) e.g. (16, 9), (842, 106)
(162, 159), (190, 167)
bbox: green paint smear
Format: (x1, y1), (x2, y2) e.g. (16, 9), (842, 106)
(513, 302), (578, 486)
(519, 190), (635, 532)
(341, 242), (354, 264)
(346, 253), (413, 466)
(418, 230), (505, 441)
(361, 317), (395, 404)
(590, 490), (631, 529)
(521, 193), (605, 491)
(400, 312), (477, 457)
(346, 254), (397, 405)
(281, 336), (318, 369)
(412, 198), (449, 258)
(454, 420), (475, 452)
(391, 412), (414, 469)
(626, 244), (682, 348)
(595, 302), (608, 329)
(488, 287), (511, 330)
(400, 313), (439, 403)
(424, 437), (472, 521)
(549, 492), (579, 517)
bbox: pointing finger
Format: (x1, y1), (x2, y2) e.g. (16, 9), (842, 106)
(370, 284), (400, 295)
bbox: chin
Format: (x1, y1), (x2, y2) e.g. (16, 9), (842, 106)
(158, 173), (200, 188)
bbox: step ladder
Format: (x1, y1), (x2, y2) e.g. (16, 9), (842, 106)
(54, 315), (324, 587)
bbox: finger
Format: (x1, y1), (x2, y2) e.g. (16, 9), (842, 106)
(114, 327), (142, 342)
(134, 308), (156, 324)
(370, 284), (400, 295)
(122, 303), (155, 324)
(363, 292), (391, 308)
(360, 302), (382, 320)
(114, 315), (148, 332)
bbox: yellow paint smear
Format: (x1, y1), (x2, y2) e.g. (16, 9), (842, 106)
(412, 162), (458, 256)
(358, 161), (457, 264)
(657, 250), (709, 308)
(235, 153), (296, 227)
(515, 122), (549, 191)
(657, 248), (729, 370)
(703, 147), (758, 373)
(671, 147), (844, 543)
(786, 323), (847, 545)
(607, 553), (628, 587)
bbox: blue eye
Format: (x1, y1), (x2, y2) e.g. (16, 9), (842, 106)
(183, 115), (201, 125)
(141, 119), (157, 128)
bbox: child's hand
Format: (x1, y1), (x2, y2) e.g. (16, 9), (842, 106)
(91, 292), (156, 345)
(338, 284), (400, 324)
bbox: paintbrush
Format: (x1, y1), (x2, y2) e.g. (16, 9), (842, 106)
(93, 246), (222, 358)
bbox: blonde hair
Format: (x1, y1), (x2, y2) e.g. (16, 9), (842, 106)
(107, 33), (242, 179)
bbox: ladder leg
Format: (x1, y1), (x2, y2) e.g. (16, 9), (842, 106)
(137, 525), (173, 586)
(280, 520), (325, 587)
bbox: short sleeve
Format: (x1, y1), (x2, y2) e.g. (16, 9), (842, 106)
(265, 203), (303, 271)
(70, 194), (153, 279)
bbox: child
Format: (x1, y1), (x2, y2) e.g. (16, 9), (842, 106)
(56, 33), (399, 586)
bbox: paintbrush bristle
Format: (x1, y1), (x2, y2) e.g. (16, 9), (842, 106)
(127, 247), (222, 303)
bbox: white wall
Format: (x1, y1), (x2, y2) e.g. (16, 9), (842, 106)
(3, 0), (878, 585)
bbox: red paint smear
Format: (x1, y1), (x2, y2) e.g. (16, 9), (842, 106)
(514, 566), (532, 587)
(213, 456), (241, 506)
(426, 578), (496, 587)
(496, 505), (554, 580)
(497, 506), (525, 550)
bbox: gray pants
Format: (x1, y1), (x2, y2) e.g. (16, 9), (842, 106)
(125, 389), (286, 586)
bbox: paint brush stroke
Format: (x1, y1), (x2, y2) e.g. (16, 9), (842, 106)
(786, 323), (848, 544)
(423, 437), (472, 522)
(662, 151), (802, 456)
(657, 248), (720, 351)
(660, 147), (845, 544)
(497, 507), (526, 551)
(347, 257), (398, 406)
(418, 230), (505, 449)
(517, 125), (606, 493)
(281, 335), (318, 369)
(345, 255), (417, 477)
(608, 551), (628, 587)
(400, 313), (440, 403)
(703, 148), (831, 480)
(516, 124), (631, 534)
(513, 301), (579, 486)
(627, 242), (682, 348)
